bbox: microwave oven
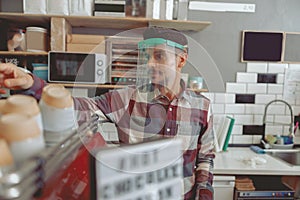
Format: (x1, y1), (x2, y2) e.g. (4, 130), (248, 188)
(48, 52), (109, 84)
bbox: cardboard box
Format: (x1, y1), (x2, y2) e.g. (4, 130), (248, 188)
(51, 17), (72, 51)
(67, 34), (106, 44)
(66, 43), (105, 53)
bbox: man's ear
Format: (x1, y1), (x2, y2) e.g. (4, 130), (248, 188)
(178, 52), (188, 69)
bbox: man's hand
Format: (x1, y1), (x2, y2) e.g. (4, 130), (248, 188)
(0, 63), (34, 94)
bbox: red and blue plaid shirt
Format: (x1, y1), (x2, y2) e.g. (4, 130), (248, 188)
(20, 74), (215, 200)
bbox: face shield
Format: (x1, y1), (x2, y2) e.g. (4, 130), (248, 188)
(136, 38), (186, 93)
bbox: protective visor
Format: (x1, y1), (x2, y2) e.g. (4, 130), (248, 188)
(136, 38), (186, 92)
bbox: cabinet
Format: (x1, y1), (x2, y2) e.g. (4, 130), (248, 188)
(0, 13), (211, 91)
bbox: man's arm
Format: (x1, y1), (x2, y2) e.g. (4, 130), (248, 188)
(195, 115), (215, 200)
(0, 63), (46, 100)
(10, 73), (47, 100)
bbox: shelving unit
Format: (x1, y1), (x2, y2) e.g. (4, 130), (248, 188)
(0, 12), (211, 31)
(0, 12), (211, 91)
(0, 51), (48, 56)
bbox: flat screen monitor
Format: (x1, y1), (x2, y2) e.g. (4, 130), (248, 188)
(241, 31), (284, 62)
(284, 32), (300, 63)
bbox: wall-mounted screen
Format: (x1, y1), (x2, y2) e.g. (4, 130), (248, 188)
(283, 32), (300, 63)
(241, 31), (284, 62)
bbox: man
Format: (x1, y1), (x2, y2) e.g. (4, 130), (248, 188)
(0, 27), (215, 199)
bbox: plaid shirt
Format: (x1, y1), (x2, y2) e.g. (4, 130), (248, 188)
(20, 75), (215, 200)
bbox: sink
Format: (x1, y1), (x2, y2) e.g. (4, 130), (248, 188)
(267, 149), (300, 166)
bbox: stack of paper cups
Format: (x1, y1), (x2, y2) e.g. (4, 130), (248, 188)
(0, 139), (14, 168)
(1, 95), (43, 133)
(0, 114), (45, 164)
(39, 84), (77, 146)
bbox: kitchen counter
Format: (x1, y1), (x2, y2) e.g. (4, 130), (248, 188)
(214, 147), (300, 176)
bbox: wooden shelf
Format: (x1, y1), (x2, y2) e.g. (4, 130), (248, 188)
(50, 83), (127, 89)
(0, 51), (48, 56)
(0, 12), (211, 31)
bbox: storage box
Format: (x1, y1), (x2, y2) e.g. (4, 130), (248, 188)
(67, 34), (106, 44)
(66, 43), (105, 53)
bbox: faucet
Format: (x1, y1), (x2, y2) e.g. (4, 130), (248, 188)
(262, 99), (294, 140)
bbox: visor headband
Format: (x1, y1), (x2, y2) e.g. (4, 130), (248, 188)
(138, 38), (186, 51)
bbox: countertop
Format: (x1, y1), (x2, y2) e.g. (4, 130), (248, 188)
(214, 147), (300, 176)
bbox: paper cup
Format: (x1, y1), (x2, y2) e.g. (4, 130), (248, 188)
(0, 139), (14, 167)
(39, 84), (77, 134)
(1, 95), (43, 132)
(41, 84), (73, 108)
(0, 113), (45, 163)
(3, 94), (40, 116)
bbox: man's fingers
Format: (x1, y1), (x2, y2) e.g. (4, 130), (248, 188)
(4, 77), (27, 88)
(0, 63), (15, 74)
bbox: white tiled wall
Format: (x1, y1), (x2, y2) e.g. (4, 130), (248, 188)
(210, 62), (300, 145)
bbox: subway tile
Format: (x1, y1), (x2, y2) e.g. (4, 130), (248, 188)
(225, 104), (245, 114)
(211, 104), (225, 114)
(202, 92), (215, 103)
(267, 84), (283, 94)
(226, 82), (246, 93)
(264, 104), (285, 114)
(276, 74), (284, 84)
(235, 94), (255, 104)
(265, 125), (283, 135)
(255, 94), (276, 104)
(245, 105), (265, 115)
(282, 99), (296, 107)
(247, 62), (268, 73)
(213, 114), (226, 125)
(257, 73), (277, 83)
(253, 115), (263, 124)
(233, 114), (253, 125)
(289, 63), (300, 70)
(274, 115), (293, 125)
(247, 83), (267, 94)
(253, 135), (263, 144)
(293, 106), (300, 115)
(232, 135), (253, 144)
(266, 115), (274, 123)
(268, 63), (288, 73)
(236, 72), (257, 83)
(214, 93), (235, 104)
(231, 125), (243, 135)
(296, 99), (300, 106)
(243, 125), (264, 135)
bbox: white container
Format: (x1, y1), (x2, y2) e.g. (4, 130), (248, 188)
(213, 176), (235, 200)
(26, 27), (48, 52)
(47, 0), (69, 15)
(69, 0), (93, 16)
(39, 85), (77, 145)
(23, 0), (47, 14)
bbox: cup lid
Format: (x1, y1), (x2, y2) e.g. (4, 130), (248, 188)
(0, 113), (41, 142)
(41, 84), (73, 108)
(3, 95), (40, 116)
